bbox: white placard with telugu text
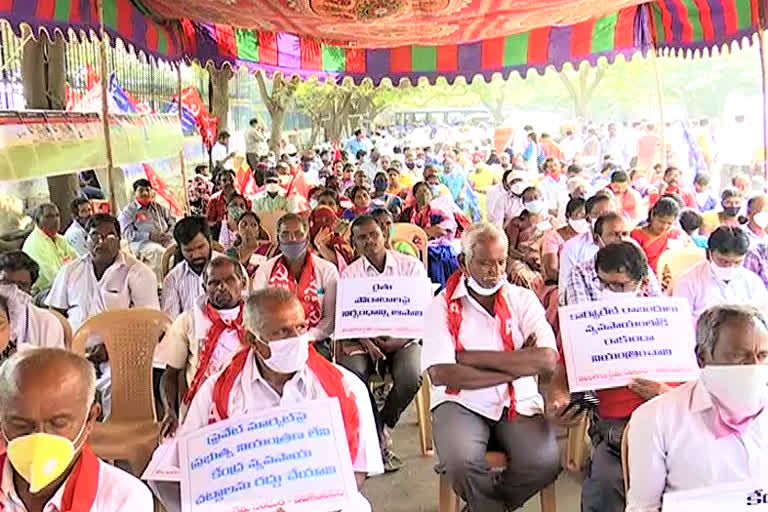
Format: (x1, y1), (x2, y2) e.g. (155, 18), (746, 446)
(663, 481), (768, 511)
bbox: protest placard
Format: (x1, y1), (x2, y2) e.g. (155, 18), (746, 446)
(178, 398), (357, 512)
(142, 438), (181, 482)
(662, 481), (768, 511)
(334, 276), (431, 340)
(559, 297), (700, 392)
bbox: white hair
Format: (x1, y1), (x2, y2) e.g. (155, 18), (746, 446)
(0, 348), (96, 408)
(461, 222), (509, 264)
(244, 288), (299, 336)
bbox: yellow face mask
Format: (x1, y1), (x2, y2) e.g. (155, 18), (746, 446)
(4, 416), (87, 494)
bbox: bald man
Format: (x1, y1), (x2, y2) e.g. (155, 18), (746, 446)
(0, 348), (151, 511)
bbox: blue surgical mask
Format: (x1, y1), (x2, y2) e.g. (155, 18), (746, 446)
(280, 240), (308, 261)
(524, 200), (546, 215)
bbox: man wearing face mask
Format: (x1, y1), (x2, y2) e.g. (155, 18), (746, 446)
(118, 179), (175, 280)
(166, 288), (383, 512)
(158, 256), (247, 438)
(252, 171), (288, 213)
(673, 227), (768, 320)
(63, 197), (93, 257)
(627, 305), (768, 512)
(558, 193), (615, 304)
(571, 241), (668, 512)
(21, 203), (77, 296)
(422, 223), (567, 512)
(251, 214), (338, 359)
(486, 171), (525, 228)
(0, 348), (152, 511)
(162, 217), (220, 320)
(745, 194), (768, 248)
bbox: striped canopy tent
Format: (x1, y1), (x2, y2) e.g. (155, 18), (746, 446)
(0, 0), (765, 83)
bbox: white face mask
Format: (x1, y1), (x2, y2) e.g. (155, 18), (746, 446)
(467, 275), (505, 296)
(754, 211), (768, 229)
(266, 182), (281, 194)
(524, 199), (546, 215)
(569, 218), (590, 234)
(510, 182), (526, 196)
(700, 365), (768, 417)
(259, 332), (310, 373)
(710, 261), (736, 282)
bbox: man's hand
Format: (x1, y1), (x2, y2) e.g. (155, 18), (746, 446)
(159, 411), (179, 439)
(86, 344), (109, 365)
(149, 231), (167, 244)
(361, 338), (386, 361)
(628, 378), (671, 401)
(543, 387), (584, 428)
(522, 333), (537, 349)
(374, 336), (409, 353)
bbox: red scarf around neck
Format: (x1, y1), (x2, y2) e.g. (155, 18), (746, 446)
(0, 444), (100, 512)
(183, 302), (245, 405)
(410, 205), (431, 228)
(443, 271), (518, 421)
(268, 253), (322, 329)
(209, 345), (360, 460)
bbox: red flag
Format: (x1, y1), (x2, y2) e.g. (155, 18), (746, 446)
(236, 166), (258, 199)
(178, 87), (218, 149)
(143, 164), (183, 216)
(85, 65), (99, 90)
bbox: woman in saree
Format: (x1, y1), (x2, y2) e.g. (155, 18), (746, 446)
(225, 211), (274, 278)
(309, 204), (354, 272)
(630, 196), (689, 273)
(341, 186), (373, 221)
(398, 181), (458, 288)
(504, 186), (559, 293)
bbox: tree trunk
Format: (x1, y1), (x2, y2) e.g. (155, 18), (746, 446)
(22, 29), (79, 228)
(269, 109), (285, 155)
(209, 66), (233, 134)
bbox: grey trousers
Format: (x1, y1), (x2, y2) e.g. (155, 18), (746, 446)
(338, 342), (422, 438)
(432, 402), (561, 512)
(580, 416), (628, 512)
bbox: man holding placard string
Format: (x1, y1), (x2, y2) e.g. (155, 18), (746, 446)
(337, 214), (430, 473)
(627, 305), (768, 512)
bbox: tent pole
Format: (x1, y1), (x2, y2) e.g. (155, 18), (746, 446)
(177, 64), (190, 215)
(758, 20), (768, 188)
(96, 0), (117, 214)
(650, 48), (667, 169)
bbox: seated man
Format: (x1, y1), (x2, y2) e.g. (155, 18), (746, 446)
(558, 193), (615, 304)
(252, 170), (288, 213)
(206, 170), (250, 240)
(63, 197), (93, 257)
(0, 348), (152, 510)
(744, 241), (768, 288)
(0, 251), (40, 296)
(673, 226), (768, 320)
(161, 217), (216, 320)
(627, 305), (768, 511)
(422, 223), (564, 512)
(152, 289), (383, 512)
(251, 213), (338, 359)
(565, 213), (654, 304)
(118, 178), (174, 279)
(159, 256), (246, 437)
(0, 283), (64, 362)
(338, 215), (430, 472)
(21, 203), (77, 296)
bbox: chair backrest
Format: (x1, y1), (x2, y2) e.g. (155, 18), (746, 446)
(160, 243), (177, 280)
(72, 309), (171, 423)
(621, 422), (630, 496)
(48, 308), (73, 350)
(392, 223), (429, 269)
(657, 247), (706, 293)
(255, 209), (286, 245)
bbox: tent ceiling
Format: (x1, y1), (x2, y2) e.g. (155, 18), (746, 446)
(141, 0), (648, 48)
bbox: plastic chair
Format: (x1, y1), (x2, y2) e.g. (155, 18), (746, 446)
(392, 223), (429, 269)
(564, 414), (591, 472)
(71, 308), (172, 476)
(621, 422), (630, 497)
(656, 247), (706, 293)
(255, 209), (286, 245)
(48, 308), (72, 350)
(438, 451), (557, 512)
(414, 373), (433, 455)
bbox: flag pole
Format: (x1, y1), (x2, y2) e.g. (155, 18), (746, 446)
(177, 64), (191, 215)
(758, 14), (768, 188)
(650, 48), (667, 169)
(96, 0), (117, 214)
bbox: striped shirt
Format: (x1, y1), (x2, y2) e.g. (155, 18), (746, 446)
(161, 251), (228, 320)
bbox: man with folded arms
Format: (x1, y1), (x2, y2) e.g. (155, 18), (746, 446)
(422, 222), (567, 512)
(0, 348), (151, 511)
(338, 215), (430, 472)
(627, 305), (768, 512)
(158, 256), (247, 438)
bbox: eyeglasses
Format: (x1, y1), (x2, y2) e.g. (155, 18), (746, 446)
(88, 233), (118, 243)
(596, 276), (639, 293)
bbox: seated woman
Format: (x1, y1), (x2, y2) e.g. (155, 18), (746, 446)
(342, 186), (373, 221)
(0, 283), (64, 363)
(505, 186), (559, 293)
(225, 211), (273, 278)
(371, 208), (419, 259)
(218, 193), (249, 249)
(398, 182), (458, 288)
(371, 172), (403, 217)
(541, 197), (588, 284)
(679, 208), (709, 249)
(631, 197), (689, 273)
(309, 204), (354, 271)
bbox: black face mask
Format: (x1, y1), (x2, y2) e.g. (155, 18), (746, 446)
(723, 205), (740, 217)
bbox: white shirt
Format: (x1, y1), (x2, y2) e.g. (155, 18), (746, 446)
(161, 252), (225, 321)
(63, 220), (89, 257)
(251, 255), (339, 342)
(672, 260), (768, 320)
(486, 184), (523, 228)
(211, 142), (230, 168)
(558, 231), (599, 305)
(179, 349), (383, 512)
(0, 454), (152, 512)
(421, 278), (557, 420)
(46, 251), (159, 333)
(538, 175), (567, 213)
(627, 379), (768, 512)
(0, 284), (64, 350)
(341, 249), (427, 281)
